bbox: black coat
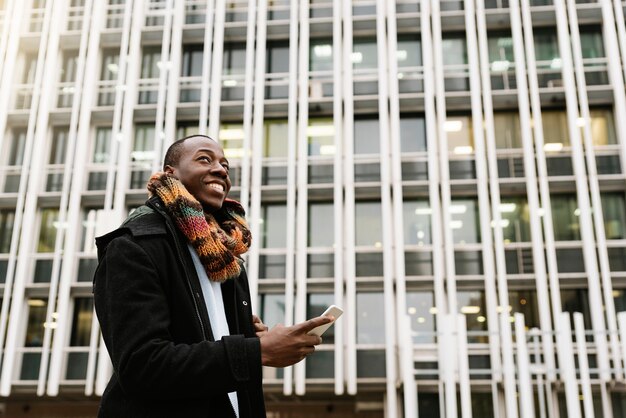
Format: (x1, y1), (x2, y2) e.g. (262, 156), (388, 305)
(93, 197), (266, 418)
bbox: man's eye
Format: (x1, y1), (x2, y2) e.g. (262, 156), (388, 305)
(199, 156), (211, 162)
(222, 164), (230, 171)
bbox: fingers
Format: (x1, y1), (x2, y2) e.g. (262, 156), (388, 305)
(294, 315), (334, 333)
(252, 315), (269, 334)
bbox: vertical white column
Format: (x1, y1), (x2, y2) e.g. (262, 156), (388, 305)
(601, 0), (626, 172)
(499, 312), (519, 418)
(113, 0), (145, 221)
(567, 0), (622, 380)
(342, 0), (357, 396)
(331, 0), (344, 396)
(276, 0), (299, 396)
(531, 329), (547, 418)
(573, 313), (595, 418)
(0, 0), (17, 76)
(207, 0), (225, 138)
(293, 0), (310, 396)
(430, 0), (457, 315)
(247, 0), (262, 317)
(441, 314), (458, 418)
(420, 1), (448, 408)
(163, 0), (184, 147)
(0, 0), (58, 395)
(515, 314), (535, 418)
(45, 0), (98, 396)
(374, 0), (398, 414)
(520, 0), (560, 382)
(554, 0), (611, 382)
(510, 0), (556, 383)
(556, 313), (582, 418)
(400, 315), (418, 418)
(457, 314), (472, 418)
(0, 0), (28, 386)
(465, 0), (501, 390)
(198, 0), (215, 134)
(150, 0), (174, 173)
(611, 0), (626, 82)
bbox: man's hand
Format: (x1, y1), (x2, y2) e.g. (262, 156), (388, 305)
(252, 315), (268, 337)
(259, 316), (334, 368)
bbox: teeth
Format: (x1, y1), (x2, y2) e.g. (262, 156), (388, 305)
(209, 183), (224, 192)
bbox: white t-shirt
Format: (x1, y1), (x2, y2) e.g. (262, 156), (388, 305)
(188, 245), (240, 418)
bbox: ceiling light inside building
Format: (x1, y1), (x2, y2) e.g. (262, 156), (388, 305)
(543, 142), (563, 152)
(313, 45), (332, 58)
(223, 79), (238, 87)
(396, 50), (408, 61)
(449, 204), (467, 214)
(219, 128), (245, 140)
(307, 124), (335, 137)
(415, 207), (432, 215)
(491, 60), (510, 72)
(444, 120), (463, 132)
(450, 220), (463, 229)
(499, 203), (517, 213)
(107, 63), (119, 73)
(460, 306), (481, 314)
(550, 58), (562, 69)
(351, 52), (363, 64)
(454, 146), (474, 155)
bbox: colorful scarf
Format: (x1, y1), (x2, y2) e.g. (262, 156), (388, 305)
(147, 172), (251, 282)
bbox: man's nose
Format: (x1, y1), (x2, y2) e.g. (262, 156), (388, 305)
(210, 162), (228, 177)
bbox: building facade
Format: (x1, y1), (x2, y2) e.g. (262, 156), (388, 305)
(1, 0), (626, 417)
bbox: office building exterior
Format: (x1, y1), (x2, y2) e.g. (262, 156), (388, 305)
(1, 0), (626, 416)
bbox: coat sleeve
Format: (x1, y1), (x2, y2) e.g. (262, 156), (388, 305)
(93, 235), (262, 400)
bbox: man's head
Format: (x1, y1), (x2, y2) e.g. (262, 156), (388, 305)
(163, 135), (231, 213)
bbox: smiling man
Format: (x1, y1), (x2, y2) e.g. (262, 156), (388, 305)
(93, 135), (331, 418)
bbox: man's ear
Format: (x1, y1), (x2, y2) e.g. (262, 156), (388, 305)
(164, 165), (175, 175)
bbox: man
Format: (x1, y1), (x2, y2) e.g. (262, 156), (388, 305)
(93, 135), (332, 418)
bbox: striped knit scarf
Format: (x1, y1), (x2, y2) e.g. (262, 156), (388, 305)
(147, 172), (251, 282)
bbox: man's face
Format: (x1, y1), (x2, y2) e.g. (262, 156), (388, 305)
(165, 136), (231, 213)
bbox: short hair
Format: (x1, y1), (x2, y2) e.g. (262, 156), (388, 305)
(162, 134), (217, 170)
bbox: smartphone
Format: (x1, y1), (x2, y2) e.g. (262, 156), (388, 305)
(308, 305), (343, 337)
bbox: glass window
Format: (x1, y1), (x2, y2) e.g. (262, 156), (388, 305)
(24, 299), (47, 347)
(400, 116), (426, 153)
(442, 36), (467, 66)
(551, 194), (581, 241)
(266, 41), (289, 73)
(223, 43), (246, 75)
(0, 210), (14, 253)
(397, 36), (421, 67)
(92, 127), (112, 164)
(457, 291), (488, 343)
(355, 202), (382, 246)
(49, 127), (69, 165)
(140, 46), (161, 78)
(614, 289), (626, 313)
(509, 290), (540, 329)
(307, 118), (335, 156)
(356, 292), (385, 344)
(263, 120), (288, 158)
(499, 198), (531, 243)
(100, 48), (119, 81)
(352, 39), (377, 70)
(488, 33), (514, 64)
(446, 116), (473, 154)
(406, 291), (435, 343)
(580, 28), (604, 59)
(451, 198), (480, 244)
(309, 39), (333, 72)
(534, 30), (560, 61)
(69, 298), (93, 346)
(542, 111), (569, 148)
(601, 193), (626, 240)
(354, 118), (379, 154)
(259, 293), (285, 328)
(308, 203), (334, 247)
(403, 200), (432, 245)
(589, 109), (617, 146)
(494, 112), (522, 149)
(21, 53), (38, 84)
(6, 128), (27, 166)
(129, 124), (155, 189)
(217, 123), (245, 159)
(261, 205), (287, 248)
(38, 209), (59, 252)
(181, 44), (203, 77)
(561, 289), (591, 328)
(59, 50), (79, 83)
